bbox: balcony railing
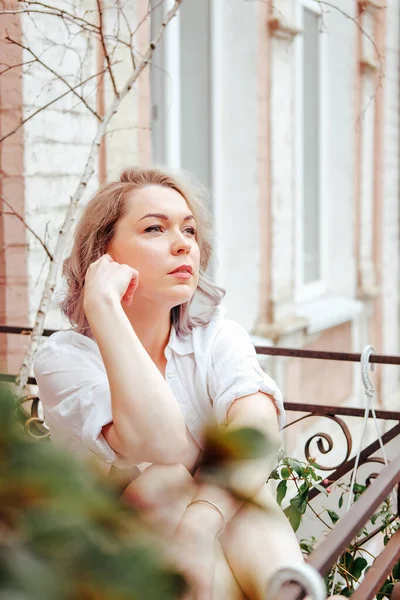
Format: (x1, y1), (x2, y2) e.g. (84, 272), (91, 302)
(1, 324), (399, 599)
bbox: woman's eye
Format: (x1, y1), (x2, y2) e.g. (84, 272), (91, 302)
(145, 225), (197, 236)
(185, 227), (197, 236)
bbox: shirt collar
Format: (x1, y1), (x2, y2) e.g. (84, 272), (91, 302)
(166, 323), (194, 356)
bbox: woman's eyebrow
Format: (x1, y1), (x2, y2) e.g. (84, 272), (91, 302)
(139, 213), (195, 222)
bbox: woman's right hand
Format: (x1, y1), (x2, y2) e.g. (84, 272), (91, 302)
(83, 254), (139, 312)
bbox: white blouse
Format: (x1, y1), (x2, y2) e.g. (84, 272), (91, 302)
(33, 306), (285, 472)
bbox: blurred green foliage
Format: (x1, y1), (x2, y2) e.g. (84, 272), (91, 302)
(0, 384), (187, 600)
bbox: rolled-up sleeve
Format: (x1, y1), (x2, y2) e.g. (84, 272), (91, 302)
(33, 332), (134, 468)
(208, 320), (286, 429)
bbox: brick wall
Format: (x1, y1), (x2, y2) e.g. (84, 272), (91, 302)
(0, 3), (29, 374)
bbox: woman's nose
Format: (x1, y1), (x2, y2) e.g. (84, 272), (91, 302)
(172, 232), (191, 254)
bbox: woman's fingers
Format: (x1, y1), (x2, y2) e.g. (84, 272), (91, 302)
(84, 254), (139, 308)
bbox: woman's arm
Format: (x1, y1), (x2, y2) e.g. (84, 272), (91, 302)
(84, 256), (188, 465)
(177, 391), (282, 536)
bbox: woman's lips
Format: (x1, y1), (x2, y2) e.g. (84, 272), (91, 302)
(168, 272), (192, 279)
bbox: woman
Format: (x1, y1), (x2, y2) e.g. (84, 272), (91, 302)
(34, 167), (305, 599)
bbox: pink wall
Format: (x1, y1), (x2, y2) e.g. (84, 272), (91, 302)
(0, 2), (29, 375)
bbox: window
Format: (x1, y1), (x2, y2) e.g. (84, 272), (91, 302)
(295, 0), (326, 302)
(150, 0), (212, 191)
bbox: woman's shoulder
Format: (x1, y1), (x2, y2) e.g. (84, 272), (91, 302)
(34, 329), (99, 364)
(191, 305), (252, 351)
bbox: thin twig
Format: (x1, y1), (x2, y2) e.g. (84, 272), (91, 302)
(131, 0), (164, 38)
(314, 0), (385, 127)
(314, 0), (383, 66)
(0, 59), (36, 76)
(5, 1), (99, 31)
(0, 8), (98, 33)
(0, 67), (108, 144)
(0, 196), (53, 261)
(5, 35), (101, 120)
(96, 0), (119, 97)
(0, 7), (132, 48)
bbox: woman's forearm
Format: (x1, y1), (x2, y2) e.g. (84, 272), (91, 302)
(179, 456), (278, 540)
(85, 297), (188, 463)
(181, 406), (282, 535)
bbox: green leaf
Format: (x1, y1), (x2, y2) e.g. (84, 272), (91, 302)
(313, 483), (329, 496)
(338, 493), (344, 509)
(284, 505), (302, 532)
(327, 509), (340, 524)
(281, 467), (290, 479)
(340, 587), (352, 597)
(290, 494), (308, 516)
(353, 483), (366, 495)
(392, 559), (400, 580)
(371, 512), (379, 525)
(268, 468), (279, 480)
(286, 458), (304, 477)
(276, 480), (287, 506)
(342, 552), (354, 572)
(299, 538), (315, 554)
(377, 580), (394, 600)
(351, 557), (368, 581)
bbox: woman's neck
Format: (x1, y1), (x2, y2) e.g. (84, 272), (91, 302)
(123, 301), (172, 365)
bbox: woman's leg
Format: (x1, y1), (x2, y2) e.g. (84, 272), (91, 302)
(220, 483), (304, 600)
(122, 464), (246, 599)
(122, 463), (197, 537)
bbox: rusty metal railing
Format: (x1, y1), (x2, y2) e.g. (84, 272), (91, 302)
(1, 324), (399, 599)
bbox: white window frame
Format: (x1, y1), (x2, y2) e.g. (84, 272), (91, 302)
(151, 0), (215, 182)
(150, 0), (181, 168)
(295, 0), (328, 304)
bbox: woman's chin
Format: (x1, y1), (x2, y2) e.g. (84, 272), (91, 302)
(167, 289), (196, 307)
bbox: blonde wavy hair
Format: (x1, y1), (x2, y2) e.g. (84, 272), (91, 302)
(61, 166), (225, 337)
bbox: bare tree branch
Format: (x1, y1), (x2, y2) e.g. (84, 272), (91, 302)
(15, 0), (184, 398)
(96, 0), (119, 97)
(0, 67), (108, 144)
(0, 8), (98, 33)
(131, 0), (164, 38)
(3, 1), (99, 32)
(0, 58), (36, 75)
(5, 35), (102, 120)
(314, 0), (385, 127)
(314, 0), (384, 66)
(0, 6), (132, 48)
(116, 0), (136, 69)
(0, 196), (53, 260)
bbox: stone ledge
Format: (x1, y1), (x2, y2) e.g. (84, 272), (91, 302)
(268, 16), (302, 41)
(253, 315), (308, 344)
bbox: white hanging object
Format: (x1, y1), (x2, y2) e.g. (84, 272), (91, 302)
(330, 345), (390, 596)
(265, 563), (326, 600)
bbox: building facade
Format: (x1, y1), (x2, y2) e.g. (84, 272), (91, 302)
(0, 0), (398, 431)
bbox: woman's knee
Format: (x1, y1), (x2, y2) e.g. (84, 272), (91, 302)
(122, 463), (196, 509)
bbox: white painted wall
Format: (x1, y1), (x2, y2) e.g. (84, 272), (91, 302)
(323, 0), (358, 299)
(211, 0), (260, 332)
(102, 0), (141, 181)
(381, 0), (400, 400)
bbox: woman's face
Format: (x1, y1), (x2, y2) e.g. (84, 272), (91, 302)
(107, 184), (201, 308)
